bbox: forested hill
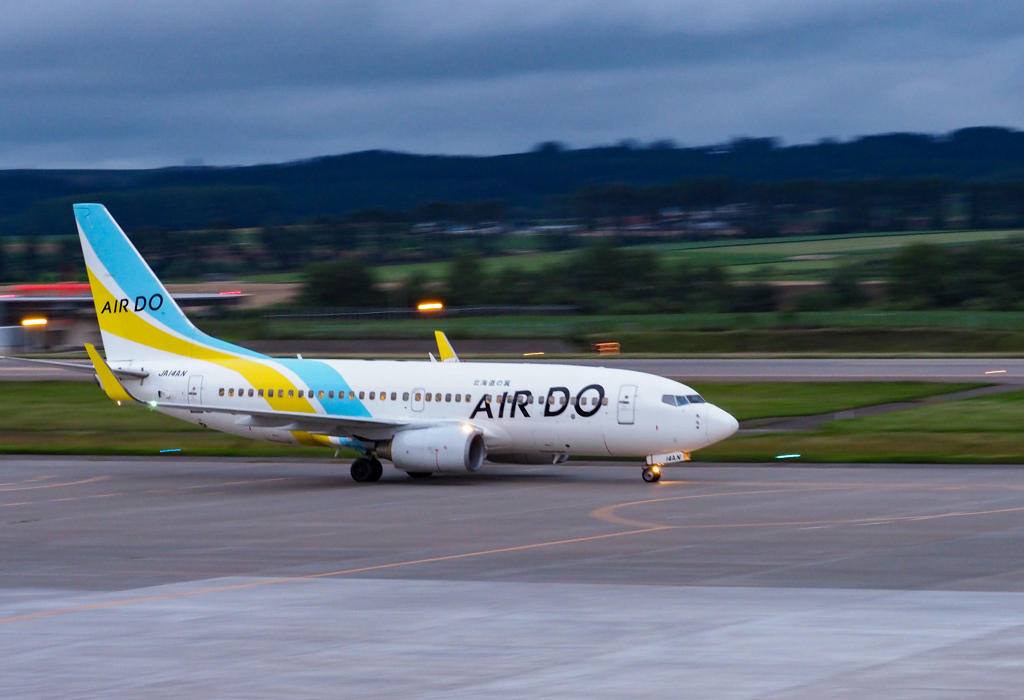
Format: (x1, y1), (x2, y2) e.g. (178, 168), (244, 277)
(4, 126), (1024, 234)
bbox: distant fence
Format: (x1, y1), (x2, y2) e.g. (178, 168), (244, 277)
(264, 305), (580, 321)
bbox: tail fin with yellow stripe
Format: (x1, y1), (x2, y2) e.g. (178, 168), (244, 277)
(74, 204), (265, 363)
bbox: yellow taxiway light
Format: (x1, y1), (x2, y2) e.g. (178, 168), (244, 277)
(523, 351), (545, 357)
(21, 318), (47, 327)
(417, 301), (443, 312)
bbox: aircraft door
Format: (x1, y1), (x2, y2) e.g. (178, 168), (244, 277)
(617, 384), (636, 425)
(412, 387), (425, 412)
(187, 375), (203, 405)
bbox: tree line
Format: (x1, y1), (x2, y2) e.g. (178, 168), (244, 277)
(302, 239), (1024, 314)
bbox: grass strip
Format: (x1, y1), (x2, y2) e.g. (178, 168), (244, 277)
(0, 380), (998, 461)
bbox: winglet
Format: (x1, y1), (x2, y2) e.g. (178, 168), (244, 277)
(85, 343), (137, 403)
(434, 331), (460, 363)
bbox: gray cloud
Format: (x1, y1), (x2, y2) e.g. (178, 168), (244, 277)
(1, 0), (1022, 167)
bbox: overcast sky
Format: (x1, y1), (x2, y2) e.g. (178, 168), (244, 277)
(2, 0), (1023, 168)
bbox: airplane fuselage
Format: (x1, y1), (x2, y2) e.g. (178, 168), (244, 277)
(125, 358), (733, 460)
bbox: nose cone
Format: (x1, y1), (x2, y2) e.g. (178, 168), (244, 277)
(706, 405), (739, 446)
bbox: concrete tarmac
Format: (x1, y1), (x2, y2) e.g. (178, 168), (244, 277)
(4, 457), (1024, 697)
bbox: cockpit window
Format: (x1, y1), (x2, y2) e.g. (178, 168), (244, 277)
(687, 394), (706, 404)
(662, 394), (692, 406)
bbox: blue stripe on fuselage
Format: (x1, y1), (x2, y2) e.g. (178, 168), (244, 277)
(274, 358), (372, 418)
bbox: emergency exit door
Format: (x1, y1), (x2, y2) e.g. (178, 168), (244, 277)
(187, 375), (203, 406)
(617, 384), (636, 425)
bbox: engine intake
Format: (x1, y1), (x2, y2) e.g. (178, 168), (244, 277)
(377, 426), (486, 473)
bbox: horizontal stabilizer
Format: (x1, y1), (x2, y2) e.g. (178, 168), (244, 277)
(85, 343), (138, 403)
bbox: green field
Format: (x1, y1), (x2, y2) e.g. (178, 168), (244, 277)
(702, 388), (1024, 464)
(363, 228), (1024, 284)
(2, 380), (1017, 464)
(200, 310), (1024, 354)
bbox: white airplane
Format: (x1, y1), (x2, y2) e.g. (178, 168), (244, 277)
(67, 203), (738, 483)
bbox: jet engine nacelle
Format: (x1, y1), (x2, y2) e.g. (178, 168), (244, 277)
(378, 426), (486, 473)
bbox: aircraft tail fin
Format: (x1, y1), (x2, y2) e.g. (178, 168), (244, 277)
(74, 203), (263, 363)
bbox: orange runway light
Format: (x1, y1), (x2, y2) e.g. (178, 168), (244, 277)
(417, 302), (444, 312)
(594, 342), (620, 356)
(21, 318), (48, 327)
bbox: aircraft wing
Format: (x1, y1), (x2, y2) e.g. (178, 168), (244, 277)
(434, 331), (460, 362)
(151, 400), (411, 438)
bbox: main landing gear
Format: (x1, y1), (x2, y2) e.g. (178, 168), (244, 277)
(642, 465), (662, 483)
(351, 457), (383, 483)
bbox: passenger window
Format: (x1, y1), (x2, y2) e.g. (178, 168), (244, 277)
(318, 390), (324, 399)
(228, 388), (235, 397)
(328, 390), (334, 399)
(358, 391), (365, 400)
(580, 397), (587, 406)
(248, 388), (254, 397)
(348, 391), (355, 400)
(369, 392), (376, 400)
(258, 389), (264, 397)
(465, 394), (471, 403)
(425, 393), (432, 402)
(276, 389), (283, 398)
(391, 392), (397, 401)
(455, 393), (461, 402)
(380, 392), (386, 401)
(687, 395), (706, 404)
(445, 393), (451, 402)
(570, 396), (577, 406)
(238, 388), (244, 397)
(602, 397), (609, 406)
(288, 389), (294, 397)
(415, 392), (421, 401)
(560, 396), (567, 405)
(219, 388), (225, 396)
(403, 392), (410, 401)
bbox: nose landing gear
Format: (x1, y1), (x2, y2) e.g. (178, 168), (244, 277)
(642, 465), (661, 483)
(351, 457), (384, 482)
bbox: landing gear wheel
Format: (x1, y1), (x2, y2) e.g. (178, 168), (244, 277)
(407, 471), (432, 479)
(350, 458), (375, 482)
(368, 458), (384, 482)
(642, 467), (661, 483)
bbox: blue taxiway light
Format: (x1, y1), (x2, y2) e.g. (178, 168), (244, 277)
(159, 448), (181, 453)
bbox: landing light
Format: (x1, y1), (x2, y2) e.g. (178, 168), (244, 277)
(21, 318), (47, 326)
(652, 465), (661, 474)
(461, 424), (474, 433)
(417, 301), (443, 312)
